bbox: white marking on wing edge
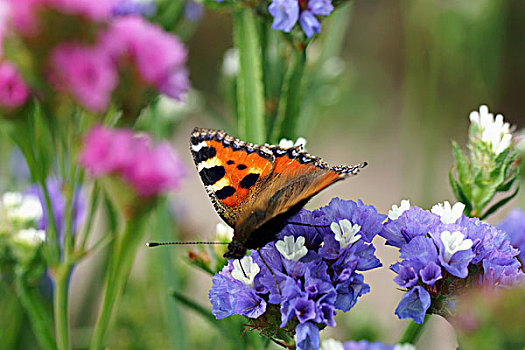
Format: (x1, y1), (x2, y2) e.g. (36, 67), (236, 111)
(197, 157), (223, 172)
(191, 141), (208, 152)
(211, 177), (232, 191)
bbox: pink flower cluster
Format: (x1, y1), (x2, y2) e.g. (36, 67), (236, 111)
(2, 0), (189, 113)
(0, 61), (30, 109)
(79, 126), (185, 197)
(101, 17), (189, 100)
(6, 0), (117, 36)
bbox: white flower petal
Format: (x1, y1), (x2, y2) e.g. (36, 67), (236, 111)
(14, 228), (46, 246)
(331, 219), (361, 249)
(321, 339), (344, 350)
(469, 105), (513, 155)
(440, 230), (473, 263)
(276, 235), (308, 261)
(388, 199), (410, 220)
(231, 256), (260, 287)
(431, 201), (465, 224)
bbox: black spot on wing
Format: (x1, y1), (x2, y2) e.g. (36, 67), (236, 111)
(237, 164), (247, 170)
(200, 166), (225, 186)
(193, 147), (217, 164)
(239, 173), (260, 189)
(216, 186), (236, 199)
(227, 160), (235, 165)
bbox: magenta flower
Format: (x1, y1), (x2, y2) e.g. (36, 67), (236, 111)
(79, 126), (185, 197)
(6, 0), (116, 36)
(50, 43), (117, 112)
(101, 16), (189, 100)
(0, 61), (30, 109)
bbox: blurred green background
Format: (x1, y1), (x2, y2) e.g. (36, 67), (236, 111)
(3, 0), (525, 349)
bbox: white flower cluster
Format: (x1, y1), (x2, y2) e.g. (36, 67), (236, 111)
(469, 105), (512, 155)
(1, 191), (46, 247)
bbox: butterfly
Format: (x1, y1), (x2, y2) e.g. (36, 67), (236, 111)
(190, 127), (366, 259)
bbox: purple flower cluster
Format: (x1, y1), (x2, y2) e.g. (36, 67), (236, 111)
(381, 202), (525, 324)
(28, 178), (85, 239)
(268, 0), (334, 38)
(498, 208), (525, 267)
(112, 0), (156, 17)
(79, 126), (185, 197)
(209, 198), (385, 350)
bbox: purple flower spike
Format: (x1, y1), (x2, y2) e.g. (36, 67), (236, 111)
(395, 286), (430, 324)
(420, 262), (442, 287)
(498, 208), (525, 265)
(381, 206), (441, 248)
(295, 322), (320, 350)
(209, 198), (382, 344)
(384, 200), (524, 324)
(293, 298), (317, 323)
(393, 264), (418, 288)
(268, 0), (299, 33)
(299, 11), (321, 38)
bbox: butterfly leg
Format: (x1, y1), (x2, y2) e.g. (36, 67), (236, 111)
(238, 258), (248, 278)
(257, 248), (282, 298)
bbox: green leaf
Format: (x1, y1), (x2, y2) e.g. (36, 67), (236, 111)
(171, 290), (245, 349)
(449, 169), (472, 213)
(480, 184), (520, 220)
(233, 8), (266, 144)
(496, 176), (517, 193)
(452, 141), (470, 187)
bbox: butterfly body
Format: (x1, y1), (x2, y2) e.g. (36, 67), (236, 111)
(190, 127), (366, 259)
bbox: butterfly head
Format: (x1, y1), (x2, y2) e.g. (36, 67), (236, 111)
(223, 240), (247, 259)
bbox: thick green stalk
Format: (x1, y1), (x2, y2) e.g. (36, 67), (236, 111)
(54, 267), (71, 350)
(89, 212), (150, 350)
(271, 47), (306, 143)
(233, 8), (266, 143)
(399, 315), (429, 345)
(15, 275), (57, 350)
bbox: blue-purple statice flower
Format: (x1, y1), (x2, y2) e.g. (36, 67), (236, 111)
(27, 178), (85, 241)
(381, 200), (525, 324)
(268, 0), (334, 38)
(498, 208), (525, 267)
(321, 338), (415, 350)
(209, 198), (384, 350)
(184, 1), (204, 22)
(112, 0), (156, 17)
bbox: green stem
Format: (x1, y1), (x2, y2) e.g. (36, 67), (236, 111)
(89, 212), (150, 350)
(399, 315), (429, 345)
(54, 267), (71, 350)
(15, 275), (57, 350)
(233, 8), (266, 143)
(271, 47), (307, 143)
(79, 182), (100, 252)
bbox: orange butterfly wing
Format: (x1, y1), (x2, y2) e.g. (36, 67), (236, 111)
(190, 128), (366, 258)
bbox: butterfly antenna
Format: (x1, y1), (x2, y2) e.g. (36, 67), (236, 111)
(257, 248), (282, 298)
(146, 241), (229, 247)
(287, 221), (330, 228)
